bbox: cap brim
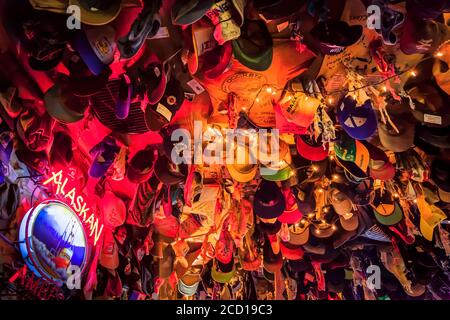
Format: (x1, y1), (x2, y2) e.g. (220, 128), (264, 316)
(70, 0), (122, 26)
(374, 202), (404, 226)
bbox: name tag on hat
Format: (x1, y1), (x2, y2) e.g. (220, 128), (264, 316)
(423, 114), (442, 125)
(148, 27), (170, 40)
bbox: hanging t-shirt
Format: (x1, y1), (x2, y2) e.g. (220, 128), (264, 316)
(195, 39), (316, 128)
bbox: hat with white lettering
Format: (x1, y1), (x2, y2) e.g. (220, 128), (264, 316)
(407, 82), (450, 128)
(338, 97), (377, 140)
(400, 17), (449, 55)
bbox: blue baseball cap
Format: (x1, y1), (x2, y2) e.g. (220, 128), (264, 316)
(338, 97), (377, 140)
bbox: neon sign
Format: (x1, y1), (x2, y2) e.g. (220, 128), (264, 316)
(43, 170), (104, 246)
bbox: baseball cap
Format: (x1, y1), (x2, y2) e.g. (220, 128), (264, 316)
(279, 241), (304, 261)
(16, 109), (55, 152)
(310, 20), (363, 56)
(339, 212), (359, 232)
(145, 78), (185, 132)
(400, 17), (449, 55)
(433, 41), (450, 95)
(204, 0), (242, 45)
(338, 97), (377, 140)
(99, 228), (119, 270)
(360, 141), (395, 181)
(89, 136), (120, 178)
(232, 19), (273, 71)
(334, 133), (370, 179)
(378, 116), (415, 153)
(127, 146), (158, 184)
(172, 0), (214, 26)
(211, 258), (236, 283)
(154, 154), (188, 186)
(406, 0), (450, 20)
(99, 191), (126, 229)
(226, 142), (258, 183)
(279, 92), (321, 128)
(253, 180), (286, 219)
(373, 201), (404, 226)
(407, 82), (450, 128)
(277, 187), (302, 224)
(291, 183), (316, 215)
(288, 221), (310, 246)
(329, 188), (353, 216)
(296, 134), (329, 161)
(417, 196), (447, 241)
(69, 0), (141, 26)
(72, 25), (116, 76)
(45, 81), (90, 123)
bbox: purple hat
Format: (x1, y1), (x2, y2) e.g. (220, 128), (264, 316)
(89, 136), (120, 178)
(338, 97), (377, 140)
(72, 25), (116, 76)
(253, 180), (286, 219)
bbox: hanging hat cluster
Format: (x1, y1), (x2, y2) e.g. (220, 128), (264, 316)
(0, 0), (450, 301)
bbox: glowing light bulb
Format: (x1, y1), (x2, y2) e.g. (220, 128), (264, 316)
(436, 52), (444, 57)
(308, 213), (315, 218)
(382, 86), (387, 92)
(256, 98), (260, 103)
(266, 87), (273, 94)
(242, 107), (247, 112)
(286, 95), (292, 101)
(300, 219), (306, 224)
(318, 188), (324, 193)
(289, 171), (295, 177)
(328, 97), (334, 104)
(410, 70), (417, 77)
(394, 193), (399, 198)
(315, 229), (321, 235)
(312, 166), (318, 172)
(323, 207), (329, 213)
(413, 199), (418, 203)
(329, 155), (335, 160)
(333, 174), (339, 181)
(332, 225), (337, 231)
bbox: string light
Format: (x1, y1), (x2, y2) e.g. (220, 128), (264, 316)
(332, 225), (337, 231)
(329, 155), (335, 160)
(312, 166), (318, 172)
(332, 174), (339, 181)
(323, 207), (329, 213)
(255, 98), (260, 103)
(382, 86), (387, 92)
(315, 229), (321, 235)
(300, 219), (306, 224)
(308, 213), (315, 218)
(435, 52), (444, 57)
(410, 70), (417, 77)
(328, 97), (334, 104)
(318, 188), (324, 193)
(394, 193), (399, 198)
(266, 87), (273, 94)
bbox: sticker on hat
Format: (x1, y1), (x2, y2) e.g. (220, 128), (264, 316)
(72, 25), (116, 76)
